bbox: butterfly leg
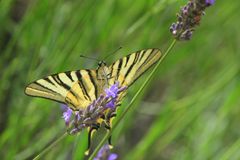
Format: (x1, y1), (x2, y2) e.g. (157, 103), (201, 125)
(85, 123), (100, 155)
(104, 112), (117, 149)
(104, 123), (113, 148)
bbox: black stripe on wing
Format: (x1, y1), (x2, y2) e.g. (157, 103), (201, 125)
(65, 71), (74, 82)
(86, 69), (98, 99)
(33, 81), (58, 94)
(53, 74), (71, 91)
(75, 71), (91, 101)
(43, 77), (55, 86)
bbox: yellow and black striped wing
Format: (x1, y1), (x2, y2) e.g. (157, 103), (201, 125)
(25, 69), (101, 110)
(108, 48), (161, 87)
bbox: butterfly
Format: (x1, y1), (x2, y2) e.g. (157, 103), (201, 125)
(25, 48), (161, 153)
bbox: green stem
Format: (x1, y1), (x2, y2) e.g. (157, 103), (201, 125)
(88, 39), (177, 160)
(33, 132), (68, 160)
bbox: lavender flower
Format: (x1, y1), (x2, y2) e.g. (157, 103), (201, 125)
(61, 104), (72, 127)
(105, 82), (123, 109)
(94, 145), (118, 160)
(61, 81), (126, 135)
(105, 83), (118, 98)
(170, 0), (215, 41)
(205, 0), (215, 6)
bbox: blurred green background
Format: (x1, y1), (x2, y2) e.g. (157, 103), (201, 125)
(0, 0), (239, 159)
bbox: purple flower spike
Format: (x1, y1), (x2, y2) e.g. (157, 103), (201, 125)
(105, 82), (126, 110)
(61, 81), (126, 135)
(205, 0), (215, 6)
(108, 153), (118, 160)
(94, 145), (118, 160)
(118, 86), (127, 93)
(105, 82), (119, 99)
(106, 100), (116, 109)
(61, 104), (72, 126)
(170, 0), (215, 41)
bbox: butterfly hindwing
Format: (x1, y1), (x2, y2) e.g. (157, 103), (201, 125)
(25, 70), (100, 110)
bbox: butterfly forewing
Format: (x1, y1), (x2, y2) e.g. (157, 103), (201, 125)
(108, 48), (161, 86)
(25, 70), (101, 110)
(108, 48), (161, 101)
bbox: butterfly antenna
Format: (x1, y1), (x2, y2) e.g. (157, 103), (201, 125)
(103, 46), (122, 60)
(79, 55), (101, 62)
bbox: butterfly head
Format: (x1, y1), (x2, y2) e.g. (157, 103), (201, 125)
(97, 61), (107, 68)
